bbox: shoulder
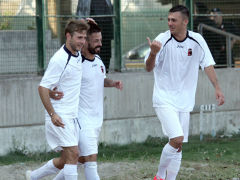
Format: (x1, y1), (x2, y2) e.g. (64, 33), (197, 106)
(188, 31), (206, 44)
(155, 30), (171, 42)
(95, 55), (105, 65)
(49, 46), (68, 67)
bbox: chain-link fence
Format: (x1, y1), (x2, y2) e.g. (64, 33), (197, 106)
(122, 0), (169, 69)
(1, 0), (240, 74)
(193, 0), (240, 68)
(0, 0), (115, 74)
(122, 0), (240, 69)
(0, 0), (37, 74)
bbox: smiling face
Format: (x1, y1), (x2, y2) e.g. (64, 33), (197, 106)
(67, 31), (87, 53)
(87, 32), (102, 55)
(168, 11), (188, 36)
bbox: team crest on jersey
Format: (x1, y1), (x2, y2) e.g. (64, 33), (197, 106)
(101, 66), (104, 73)
(188, 48), (192, 56)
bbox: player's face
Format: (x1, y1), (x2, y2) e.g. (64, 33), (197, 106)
(68, 31), (87, 53)
(87, 32), (102, 54)
(168, 12), (188, 36)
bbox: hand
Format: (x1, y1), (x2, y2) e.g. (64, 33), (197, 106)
(86, 18), (97, 24)
(147, 37), (161, 55)
(215, 88), (225, 106)
(114, 81), (123, 90)
(49, 87), (64, 100)
(51, 113), (65, 128)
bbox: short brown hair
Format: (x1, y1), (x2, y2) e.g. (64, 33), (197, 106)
(65, 19), (89, 36)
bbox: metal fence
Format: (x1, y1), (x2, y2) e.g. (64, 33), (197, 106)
(0, 0), (240, 74)
(0, 0), (115, 74)
(192, 0), (240, 68)
(122, 0), (240, 69)
(0, 0), (38, 74)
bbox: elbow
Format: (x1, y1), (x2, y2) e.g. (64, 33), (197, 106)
(145, 65), (153, 72)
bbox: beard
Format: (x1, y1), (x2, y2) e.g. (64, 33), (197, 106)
(88, 45), (101, 55)
(69, 41), (79, 52)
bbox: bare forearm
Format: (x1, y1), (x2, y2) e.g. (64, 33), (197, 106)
(38, 86), (55, 115)
(104, 78), (115, 87)
(145, 52), (157, 72)
(205, 66), (220, 89)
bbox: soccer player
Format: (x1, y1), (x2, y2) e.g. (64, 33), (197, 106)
(26, 19), (89, 180)
(49, 21), (123, 180)
(145, 5), (225, 180)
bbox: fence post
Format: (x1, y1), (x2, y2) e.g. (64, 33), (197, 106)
(185, 0), (193, 31)
(36, 0), (46, 74)
(114, 0), (122, 71)
(226, 36), (232, 67)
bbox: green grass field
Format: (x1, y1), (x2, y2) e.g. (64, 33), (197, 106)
(1, 135), (240, 165)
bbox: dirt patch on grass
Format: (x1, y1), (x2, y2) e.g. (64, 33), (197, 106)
(0, 160), (239, 180)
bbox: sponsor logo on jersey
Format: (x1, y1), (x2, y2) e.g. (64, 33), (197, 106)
(177, 45), (184, 48)
(101, 66), (104, 73)
(92, 64), (97, 67)
(188, 48), (192, 56)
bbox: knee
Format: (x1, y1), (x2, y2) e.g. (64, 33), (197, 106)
(64, 147), (79, 163)
(80, 154), (97, 163)
(54, 158), (66, 169)
(170, 136), (184, 149)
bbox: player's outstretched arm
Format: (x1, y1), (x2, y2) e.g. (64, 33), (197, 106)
(145, 37), (161, 72)
(104, 78), (123, 90)
(204, 65), (225, 106)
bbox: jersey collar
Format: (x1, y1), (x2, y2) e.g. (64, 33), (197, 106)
(81, 55), (95, 63)
(171, 31), (189, 43)
(63, 45), (79, 57)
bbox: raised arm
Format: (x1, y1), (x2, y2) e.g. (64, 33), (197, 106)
(204, 65), (225, 106)
(145, 37), (161, 72)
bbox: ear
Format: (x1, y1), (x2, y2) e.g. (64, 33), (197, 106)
(66, 32), (71, 39)
(183, 18), (189, 26)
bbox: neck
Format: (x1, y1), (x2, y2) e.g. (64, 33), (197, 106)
(173, 30), (187, 41)
(65, 42), (78, 55)
(82, 49), (95, 60)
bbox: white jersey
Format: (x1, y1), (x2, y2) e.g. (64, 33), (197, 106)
(145, 30), (215, 112)
(78, 55), (106, 129)
(40, 45), (82, 119)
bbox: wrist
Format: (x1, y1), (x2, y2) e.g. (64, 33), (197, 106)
(49, 112), (56, 117)
(150, 51), (157, 56)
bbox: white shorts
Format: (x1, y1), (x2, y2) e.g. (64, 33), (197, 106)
(45, 117), (80, 151)
(155, 106), (190, 142)
(78, 127), (101, 156)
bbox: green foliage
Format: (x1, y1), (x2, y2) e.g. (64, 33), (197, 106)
(0, 12), (13, 30)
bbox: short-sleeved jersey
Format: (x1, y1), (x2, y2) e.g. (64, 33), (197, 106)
(78, 55), (106, 129)
(144, 30), (215, 112)
(40, 45), (82, 119)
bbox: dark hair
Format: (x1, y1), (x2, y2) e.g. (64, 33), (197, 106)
(169, 5), (189, 19)
(64, 19), (89, 36)
(211, 8), (222, 14)
(87, 21), (102, 36)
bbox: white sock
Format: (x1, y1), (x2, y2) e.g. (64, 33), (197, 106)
(31, 159), (60, 180)
(156, 143), (178, 179)
(53, 169), (64, 180)
(63, 164), (78, 180)
(166, 151), (182, 180)
(84, 162), (100, 180)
